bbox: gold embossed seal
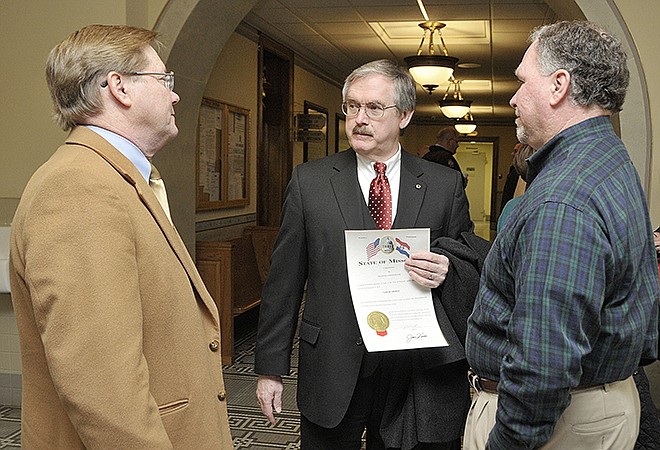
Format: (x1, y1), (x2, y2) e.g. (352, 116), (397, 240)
(367, 311), (390, 336)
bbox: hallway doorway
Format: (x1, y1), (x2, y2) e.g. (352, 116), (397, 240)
(257, 38), (294, 227)
(455, 141), (496, 241)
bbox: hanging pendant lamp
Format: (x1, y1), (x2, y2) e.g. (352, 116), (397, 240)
(404, 21), (458, 95)
(439, 79), (472, 118)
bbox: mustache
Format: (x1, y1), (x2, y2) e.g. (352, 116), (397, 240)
(352, 126), (373, 136)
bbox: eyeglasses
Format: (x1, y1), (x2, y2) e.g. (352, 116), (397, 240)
(341, 102), (398, 119)
(127, 71), (175, 91)
(101, 71), (175, 90)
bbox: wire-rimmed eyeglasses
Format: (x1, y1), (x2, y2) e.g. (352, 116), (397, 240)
(128, 71), (175, 91)
(341, 102), (398, 119)
(100, 71), (175, 91)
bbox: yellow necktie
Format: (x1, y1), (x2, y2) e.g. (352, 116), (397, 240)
(149, 163), (172, 223)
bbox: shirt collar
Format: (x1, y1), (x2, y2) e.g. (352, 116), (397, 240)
(85, 125), (151, 183)
(354, 143), (402, 174)
(526, 116), (611, 185)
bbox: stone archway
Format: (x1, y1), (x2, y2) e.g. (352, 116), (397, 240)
(573, 0), (652, 191)
(150, 0), (261, 253)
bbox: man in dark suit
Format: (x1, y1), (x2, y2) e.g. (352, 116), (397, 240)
(255, 59), (473, 449)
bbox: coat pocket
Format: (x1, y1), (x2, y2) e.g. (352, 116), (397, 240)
(158, 398), (189, 416)
(299, 320), (321, 345)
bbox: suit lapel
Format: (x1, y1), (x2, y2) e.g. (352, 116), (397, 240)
(393, 150), (426, 229)
(65, 127), (219, 322)
(330, 149), (372, 230)
(330, 149), (427, 230)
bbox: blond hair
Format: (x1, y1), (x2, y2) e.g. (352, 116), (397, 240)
(46, 24), (160, 130)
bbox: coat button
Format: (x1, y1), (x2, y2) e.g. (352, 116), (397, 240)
(356, 337), (363, 346)
(217, 391), (227, 401)
(209, 340), (219, 352)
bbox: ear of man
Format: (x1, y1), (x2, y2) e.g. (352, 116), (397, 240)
(549, 70), (570, 106)
(399, 109), (414, 129)
(105, 71), (133, 107)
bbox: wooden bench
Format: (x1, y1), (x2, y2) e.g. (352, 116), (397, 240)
(196, 226), (279, 364)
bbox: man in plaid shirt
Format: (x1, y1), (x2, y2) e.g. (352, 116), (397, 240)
(464, 21), (659, 450)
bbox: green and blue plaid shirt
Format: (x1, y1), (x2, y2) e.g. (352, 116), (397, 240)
(466, 116), (659, 450)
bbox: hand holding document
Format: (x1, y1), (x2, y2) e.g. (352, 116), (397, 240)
(344, 228), (448, 352)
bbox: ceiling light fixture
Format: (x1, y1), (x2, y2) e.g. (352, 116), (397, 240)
(404, 21), (458, 95)
(439, 79), (472, 119)
(454, 111), (477, 134)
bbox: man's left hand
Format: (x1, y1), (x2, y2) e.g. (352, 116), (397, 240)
(404, 251), (449, 288)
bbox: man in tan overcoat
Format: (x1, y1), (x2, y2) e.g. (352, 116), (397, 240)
(9, 24), (233, 449)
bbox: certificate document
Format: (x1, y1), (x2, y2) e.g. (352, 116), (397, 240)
(345, 228), (448, 352)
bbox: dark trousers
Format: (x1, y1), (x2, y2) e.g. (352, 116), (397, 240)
(300, 369), (381, 450)
(300, 367), (462, 450)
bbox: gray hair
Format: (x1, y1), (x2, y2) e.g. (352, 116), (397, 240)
(530, 20), (629, 112)
(46, 25), (160, 130)
(342, 59), (416, 113)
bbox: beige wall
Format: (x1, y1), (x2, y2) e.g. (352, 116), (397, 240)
(0, 0), (168, 200)
(1, 1), (657, 224)
(1, 2), (658, 223)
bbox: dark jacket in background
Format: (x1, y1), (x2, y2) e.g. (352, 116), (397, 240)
(500, 165), (519, 212)
(423, 145), (462, 173)
(634, 366), (660, 449)
(423, 145), (467, 189)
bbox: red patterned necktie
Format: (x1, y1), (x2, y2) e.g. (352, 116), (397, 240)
(368, 162), (392, 230)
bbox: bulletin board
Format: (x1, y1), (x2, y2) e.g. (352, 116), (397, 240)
(196, 98), (250, 210)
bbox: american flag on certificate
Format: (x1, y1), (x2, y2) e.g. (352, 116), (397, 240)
(366, 237), (381, 260)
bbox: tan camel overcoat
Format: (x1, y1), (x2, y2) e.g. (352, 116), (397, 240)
(9, 126), (233, 449)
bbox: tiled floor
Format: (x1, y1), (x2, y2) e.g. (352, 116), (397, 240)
(0, 406), (20, 449)
(224, 308), (302, 449)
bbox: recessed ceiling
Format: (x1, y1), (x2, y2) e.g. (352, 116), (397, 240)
(243, 0), (561, 125)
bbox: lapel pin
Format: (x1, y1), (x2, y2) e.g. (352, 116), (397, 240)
(415, 184), (422, 189)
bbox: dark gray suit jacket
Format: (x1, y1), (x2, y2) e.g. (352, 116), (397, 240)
(255, 148), (473, 429)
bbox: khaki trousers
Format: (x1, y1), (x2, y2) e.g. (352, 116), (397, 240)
(463, 376), (640, 450)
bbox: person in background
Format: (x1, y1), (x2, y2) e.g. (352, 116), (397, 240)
(499, 142), (524, 211)
(9, 25), (232, 448)
(496, 143), (534, 234)
(255, 59), (475, 449)
(464, 20), (659, 450)
(423, 127), (467, 188)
